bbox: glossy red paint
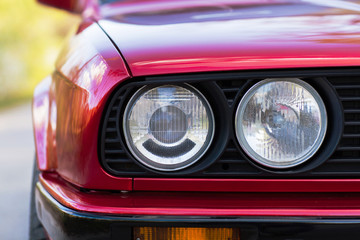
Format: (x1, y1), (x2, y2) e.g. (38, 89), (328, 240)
(33, 21), (133, 190)
(33, 77), (55, 171)
(99, 0), (360, 76)
(38, 0), (100, 19)
(40, 172), (360, 217)
(38, 0), (84, 13)
(100, 0), (289, 17)
(134, 178), (360, 192)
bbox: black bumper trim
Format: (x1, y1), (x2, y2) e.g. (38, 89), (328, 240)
(36, 182), (360, 240)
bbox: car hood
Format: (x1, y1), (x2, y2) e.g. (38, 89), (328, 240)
(98, 0), (360, 76)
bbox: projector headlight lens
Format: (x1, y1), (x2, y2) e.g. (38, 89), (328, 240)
(123, 85), (214, 171)
(235, 78), (327, 169)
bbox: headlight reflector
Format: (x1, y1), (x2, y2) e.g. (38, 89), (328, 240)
(123, 85), (214, 171)
(235, 78), (327, 169)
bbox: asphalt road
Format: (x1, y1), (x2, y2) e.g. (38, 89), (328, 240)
(0, 103), (33, 240)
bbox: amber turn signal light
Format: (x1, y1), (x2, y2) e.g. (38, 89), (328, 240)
(133, 227), (240, 240)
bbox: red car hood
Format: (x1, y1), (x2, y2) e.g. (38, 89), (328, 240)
(98, 0), (360, 76)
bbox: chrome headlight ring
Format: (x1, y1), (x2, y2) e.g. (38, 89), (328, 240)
(235, 78), (327, 169)
(123, 84), (215, 172)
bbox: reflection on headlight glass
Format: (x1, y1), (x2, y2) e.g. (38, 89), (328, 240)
(124, 85), (214, 171)
(236, 79), (327, 168)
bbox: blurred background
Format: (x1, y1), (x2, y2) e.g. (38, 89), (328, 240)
(0, 0), (78, 108)
(0, 0), (78, 239)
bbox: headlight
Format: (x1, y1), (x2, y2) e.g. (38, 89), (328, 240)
(123, 85), (214, 171)
(235, 78), (327, 169)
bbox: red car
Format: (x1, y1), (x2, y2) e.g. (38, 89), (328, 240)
(30, 0), (360, 239)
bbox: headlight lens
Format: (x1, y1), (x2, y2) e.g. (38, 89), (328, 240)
(123, 85), (214, 171)
(235, 78), (327, 169)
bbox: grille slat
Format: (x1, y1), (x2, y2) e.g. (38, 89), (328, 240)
(105, 149), (126, 154)
(326, 158), (360, 163)
(343, 134), (360, 138)
(333, 85), (360, 89)
(213, 159), (248, 164)
(345, 122), (360, 126)
(105, 138), (120, 143)
(344, 109), (360, 114)
(337, 147), (360, 151)
(106, 159), (134, 164)
(340, 97), (360, 101)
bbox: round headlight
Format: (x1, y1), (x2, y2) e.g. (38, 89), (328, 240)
(123, 85), (214, 171)
(235, 78), (327, 169)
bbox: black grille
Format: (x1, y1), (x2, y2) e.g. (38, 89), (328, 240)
(100, 70), (360, 177)
(312, 76), (360, 175)
(103, 89), (147, 174)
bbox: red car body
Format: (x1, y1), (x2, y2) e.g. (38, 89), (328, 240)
(32, 0), (360, 239)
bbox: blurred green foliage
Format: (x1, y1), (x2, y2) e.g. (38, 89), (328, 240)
(0, 0), (79, 108)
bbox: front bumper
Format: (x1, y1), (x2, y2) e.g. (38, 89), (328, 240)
(36, 174), (360, 240)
